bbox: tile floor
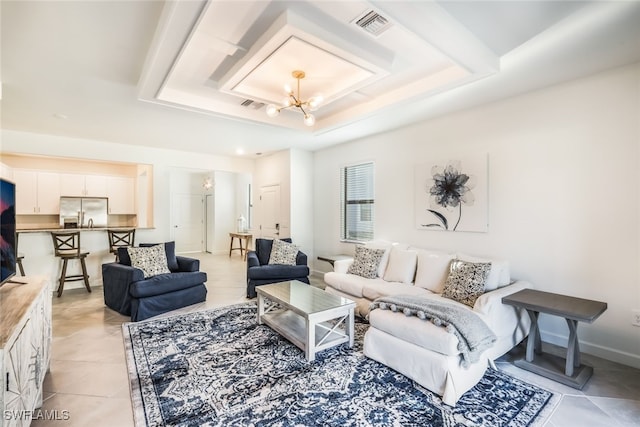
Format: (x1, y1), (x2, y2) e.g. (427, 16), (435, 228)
(31, 253), (640, 426)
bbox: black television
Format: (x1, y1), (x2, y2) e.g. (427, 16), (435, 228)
(1, 178), (17, 285)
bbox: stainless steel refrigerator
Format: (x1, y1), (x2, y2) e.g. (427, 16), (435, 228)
(59, 197), (108, 228)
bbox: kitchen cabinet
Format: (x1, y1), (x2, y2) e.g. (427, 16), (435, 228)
(1, 277), (52, 427)
(59, 173), (107, 197)
(13, 170), (60, 215)
(106, 176), (135, 214)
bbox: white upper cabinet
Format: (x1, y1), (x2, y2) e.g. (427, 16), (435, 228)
(59, 173), (107, 197)
(14, 170), (60, 214)
(106, 176), (135, 214)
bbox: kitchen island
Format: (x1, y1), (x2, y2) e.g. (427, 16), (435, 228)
(15, 227), (156, 294)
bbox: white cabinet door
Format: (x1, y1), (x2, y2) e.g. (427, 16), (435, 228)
(59, 174), (107, 197)
(36, 172), (61, 214)
(13, 170), (60, 214)
(106, 176), (135, 214)
(59, 173), (86, 197)
(85, 175), (107, 197)
(13, 170), (38, 214)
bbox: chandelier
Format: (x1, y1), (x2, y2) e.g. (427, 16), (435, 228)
(265, 70), (323, 127)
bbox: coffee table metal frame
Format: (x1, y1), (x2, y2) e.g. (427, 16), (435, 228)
(257, 280), (355, 362)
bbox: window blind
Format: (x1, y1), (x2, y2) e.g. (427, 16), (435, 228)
(340, 162), (374, 242)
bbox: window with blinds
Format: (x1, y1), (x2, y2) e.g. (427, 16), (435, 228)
(340, 162), (374, 242)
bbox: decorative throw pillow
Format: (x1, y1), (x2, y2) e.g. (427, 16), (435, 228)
(127, 244), (171, 278)
(268, 239), (299, 266)
(441, 259), (492, 307)
(414, 250), (455, 293)
(382, 247), (417, 284)
(347, 246), (386, 279)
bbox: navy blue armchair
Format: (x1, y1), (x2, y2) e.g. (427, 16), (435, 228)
(246, 238), (310, 298)
(102, 242), (207, 321)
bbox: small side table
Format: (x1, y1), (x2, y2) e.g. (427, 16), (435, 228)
(229, 232), (253, 261)
(317, 254), (352, 267)
(502, 289), (607, 389)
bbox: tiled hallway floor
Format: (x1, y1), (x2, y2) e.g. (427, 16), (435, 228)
(31, 253), (640, 426)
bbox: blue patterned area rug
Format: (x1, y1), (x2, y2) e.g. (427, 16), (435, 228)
(122, 303), (557, 427)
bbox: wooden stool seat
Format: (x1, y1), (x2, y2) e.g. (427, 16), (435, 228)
(51, 231), (91, 297)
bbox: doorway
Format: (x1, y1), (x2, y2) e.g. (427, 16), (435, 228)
(259, 185), (281, 238)
(171, 193), (204, 252)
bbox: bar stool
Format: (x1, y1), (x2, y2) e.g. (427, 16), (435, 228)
(51, 231), (91, 297)
(107, 229), (136, 262)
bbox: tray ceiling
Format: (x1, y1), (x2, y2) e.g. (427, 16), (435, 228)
(139, 0), (498, 132)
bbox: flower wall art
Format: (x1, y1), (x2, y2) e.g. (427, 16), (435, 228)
(415, 155), (488, 232)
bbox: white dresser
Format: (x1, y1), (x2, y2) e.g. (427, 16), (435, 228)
(0, 277), (52, 427)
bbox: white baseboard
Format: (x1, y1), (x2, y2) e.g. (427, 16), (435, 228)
(540, 329), (640, 370)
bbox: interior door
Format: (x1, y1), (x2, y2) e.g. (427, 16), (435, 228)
(171, 194), (204, 252)
(259, 185), (281, 238)
(205, 194), (214, 253)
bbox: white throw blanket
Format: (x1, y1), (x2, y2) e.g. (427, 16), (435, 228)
(370, 295), (497, 368)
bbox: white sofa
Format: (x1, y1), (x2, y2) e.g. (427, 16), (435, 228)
(324, 243), (531, 406)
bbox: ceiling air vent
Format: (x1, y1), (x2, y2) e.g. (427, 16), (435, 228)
(353, 10), (392, 37)
(240, 99), (264, 110)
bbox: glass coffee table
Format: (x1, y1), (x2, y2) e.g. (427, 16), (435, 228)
(256, 280), (356, 362)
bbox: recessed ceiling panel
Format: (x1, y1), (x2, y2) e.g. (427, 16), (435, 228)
(230, 36), (375, 106)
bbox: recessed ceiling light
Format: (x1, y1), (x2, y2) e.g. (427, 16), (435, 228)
(236, 148), (245, 155)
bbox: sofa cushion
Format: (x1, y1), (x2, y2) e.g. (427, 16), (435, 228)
(268, 239), (299, 265)
(129, 271), (207, 298)
(324, 272), (389, 298)
(441, 260), (491, 307)
(413, 250), (454, 293)
(368, 305), (461, 356)
(383, 247), (417, 284)
(248, 264), (309, 280)
(347, 246), (386, 279)
(361, 281), (429, 301)
(127, 245), (171, 278)
(457, 253), (510, 291)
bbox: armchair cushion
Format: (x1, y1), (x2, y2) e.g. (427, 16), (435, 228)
(248, 264), (310, 280)
(255, 238), (292, 265)
(130, 271), (208, 298)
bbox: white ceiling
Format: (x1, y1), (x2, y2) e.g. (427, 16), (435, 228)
(1, 1), (640, 158)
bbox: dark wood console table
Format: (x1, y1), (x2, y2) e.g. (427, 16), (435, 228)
(317, 254), (352, 267)
(502, 289), (607, 389)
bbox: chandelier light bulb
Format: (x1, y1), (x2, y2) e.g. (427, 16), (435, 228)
(303, 113), (315, 127)
(284, 83), (292, 94)
(282, 97), (292, 107)
(266, 104), (280, 117)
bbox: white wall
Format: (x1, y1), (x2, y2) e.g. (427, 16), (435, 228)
(1, 130), (254, 288)
(290, 148), (315, 262)
(314, 62), (640, 368)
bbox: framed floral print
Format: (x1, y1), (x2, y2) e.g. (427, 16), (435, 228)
(415, 155), (488, 232)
